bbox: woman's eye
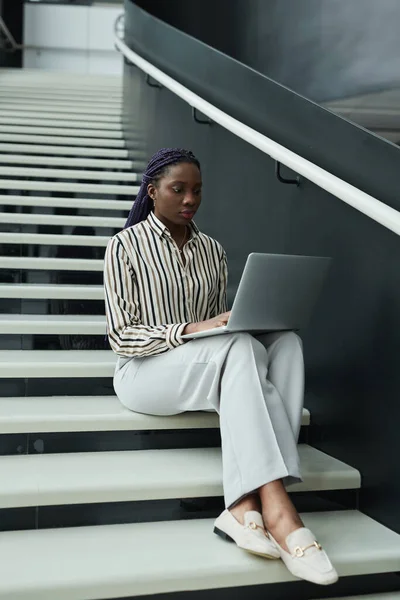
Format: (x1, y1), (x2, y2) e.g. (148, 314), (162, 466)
(172, 187), (182, 193)
(194, 189), (202, 196)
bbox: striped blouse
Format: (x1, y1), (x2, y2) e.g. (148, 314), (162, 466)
(104, 211), (228, 358)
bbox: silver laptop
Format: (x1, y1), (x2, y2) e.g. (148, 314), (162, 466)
(181, 252), (331, 340)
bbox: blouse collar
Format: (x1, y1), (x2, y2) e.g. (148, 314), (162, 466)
(146, 211), (199, 240)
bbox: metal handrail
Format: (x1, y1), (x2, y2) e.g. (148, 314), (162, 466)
(114, 14), (400, 237)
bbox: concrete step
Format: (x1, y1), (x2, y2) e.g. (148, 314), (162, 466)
(319, 594), (400, 600)
(0, 397), (306, 434)
(0, 232), (110, 247)
(0, 89), (122, 100)
(0, 133), (125, 147)
(0, 69), (121, 85)
(0, 102), (121, 115)
(0, 445), (359, 509)
(0, 125), (124, 138)
(0, 92), (122, 104)
(0, 511), (398, 599)
(0, 194), (132, 211)
(0, 110), (121, 123)
(0, 314), (106, 334)
(0, 283), (104, 299)
(0, 179), (136, 194)
(0, 211), (124, 227)
(0, 256), (104, 273)
(0, 166), (138, 181)
(0, 156), (133, 169)
(0, 143), (129, 157)
(0, 349), (113, 377)
(0, 118), (123, 131)
(0, 395), (225, 433)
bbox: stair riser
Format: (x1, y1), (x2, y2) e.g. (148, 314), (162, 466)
(1, 242), (108, 259)
(1, 270), (103, 283)
(0, 180), (135, 195)
(0, 220), (123, 232)
(0, 490), (358, 533)
(0, 334), (107, 350)
(0, 427), (308, 456)
(0, 196), (132, 211)
(0, 376), (112, 399)
(0, 428), (223, 456)
(0, 234), (111, 248)
(0, 298), (104, 314)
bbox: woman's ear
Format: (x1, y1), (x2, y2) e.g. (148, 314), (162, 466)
(147, 183), (156, 201)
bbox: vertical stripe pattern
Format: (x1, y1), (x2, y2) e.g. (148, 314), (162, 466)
(104, 211), (228, 357)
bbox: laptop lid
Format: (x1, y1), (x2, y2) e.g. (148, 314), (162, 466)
(227, 253), (332, 332)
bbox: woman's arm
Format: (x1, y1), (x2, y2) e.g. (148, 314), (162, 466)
(104, 237), (188, 358)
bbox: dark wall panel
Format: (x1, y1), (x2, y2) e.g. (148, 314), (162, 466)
(136, 0), (400, 102)
(0, 0), (23, 68)
(123, 2), (400, 533)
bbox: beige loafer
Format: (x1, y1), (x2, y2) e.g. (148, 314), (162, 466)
(269, 527), (339, 585)
(214, 509), (280, 559)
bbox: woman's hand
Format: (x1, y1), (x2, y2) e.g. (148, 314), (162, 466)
(183, 312), (231, 336)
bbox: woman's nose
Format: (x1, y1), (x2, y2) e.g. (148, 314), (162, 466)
(183, 193), (197, 205)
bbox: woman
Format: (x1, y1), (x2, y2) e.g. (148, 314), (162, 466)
(104, 148), (338, 586)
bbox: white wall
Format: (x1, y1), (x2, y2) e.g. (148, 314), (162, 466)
(23, 3), (123, 75)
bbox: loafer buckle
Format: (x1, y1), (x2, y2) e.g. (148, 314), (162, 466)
(293, 541), (322, 558)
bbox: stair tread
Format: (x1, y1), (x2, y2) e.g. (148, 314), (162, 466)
(0, 445), (360, 508)
(0, 194), (133, 209)
(0, 143), (129, 157)
(0, 126), (124, 138)
(0, 166), (138, 180)
(0, 156), (132, 169)
(0, 211), (125, 226)
(0, 133), (125, 145)
(0, 395), (310, 433)
(319, 594), (400, 600)
(0, 233), (110, 247)
(0, 256), (104, 271)
(0, 350), (114, 378)
(0, 181), (136, 195)
(0, 283), (104, 299)
(0, 119), (123, 130)
(0, 112), (122, 124)
(0, 314), (106, 335)
(0, 511), (398, 599)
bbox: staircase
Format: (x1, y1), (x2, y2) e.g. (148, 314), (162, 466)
(0, 69), (399, 600)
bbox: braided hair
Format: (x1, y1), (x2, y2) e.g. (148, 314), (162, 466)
(124, 148), (201, 229)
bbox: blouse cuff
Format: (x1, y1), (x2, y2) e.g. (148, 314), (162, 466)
(166, 323), (189, 349)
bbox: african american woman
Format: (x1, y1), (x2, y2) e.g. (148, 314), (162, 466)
(104, 148), (338, 586)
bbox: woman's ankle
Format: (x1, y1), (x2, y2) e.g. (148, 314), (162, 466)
(229, 494), (261, 524)
(263, 509), (304, 551)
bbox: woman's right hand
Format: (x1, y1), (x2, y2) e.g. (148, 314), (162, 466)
(183, 312), (231, 336)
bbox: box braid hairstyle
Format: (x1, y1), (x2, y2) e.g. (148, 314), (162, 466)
(124, 147), (201, 229)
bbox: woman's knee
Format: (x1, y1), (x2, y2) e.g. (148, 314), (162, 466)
(281, 331), (302, 346)
(272, 332), (303, 357)
(228, 332), (268, 360)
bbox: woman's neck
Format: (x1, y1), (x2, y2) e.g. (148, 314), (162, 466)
(154, 211), (187, 241)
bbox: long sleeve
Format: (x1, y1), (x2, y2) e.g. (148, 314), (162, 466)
(216, 250), (228, 315)
(104, 237), (188, 358)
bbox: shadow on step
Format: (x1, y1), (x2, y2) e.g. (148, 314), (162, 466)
(111, 572), (400, 600)
(0, 489), (359, 533)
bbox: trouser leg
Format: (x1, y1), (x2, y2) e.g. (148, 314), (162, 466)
(113, 332), (303, 508)
(255, 331), (305, 441)
(209, 332), (302, 507)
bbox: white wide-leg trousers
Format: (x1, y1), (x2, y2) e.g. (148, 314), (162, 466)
(114, 331), (304, 508)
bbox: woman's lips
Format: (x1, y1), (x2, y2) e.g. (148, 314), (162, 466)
(181, 211), (195, 220)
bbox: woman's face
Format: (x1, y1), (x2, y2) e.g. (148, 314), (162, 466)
(148, 162), (202, 227)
